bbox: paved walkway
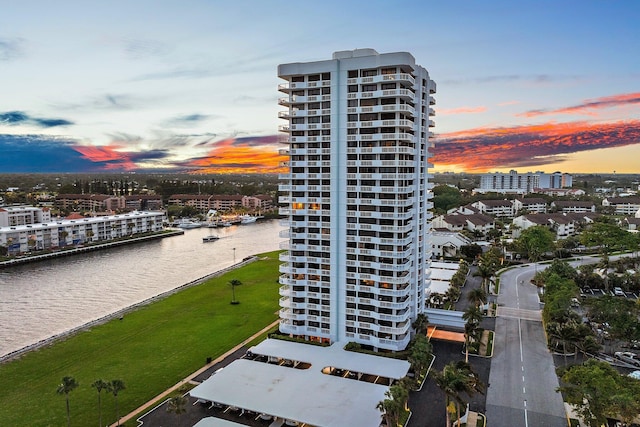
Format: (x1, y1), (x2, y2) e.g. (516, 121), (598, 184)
(110, 319), (281, 427)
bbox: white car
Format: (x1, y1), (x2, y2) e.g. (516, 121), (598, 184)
(614, 351), (640, 367)
(629, 370), (640, 380)
(613, 287), (625, 297)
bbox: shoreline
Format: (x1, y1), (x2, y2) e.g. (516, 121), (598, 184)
(0, 229), (185, 269)
(0, 253), (258, 364)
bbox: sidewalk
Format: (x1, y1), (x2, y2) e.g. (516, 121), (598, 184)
(110, 319), (280, 427)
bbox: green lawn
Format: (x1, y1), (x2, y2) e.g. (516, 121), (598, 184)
(0, 251), (282, 427)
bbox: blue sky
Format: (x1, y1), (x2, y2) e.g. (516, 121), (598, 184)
(1, 0), (639, 173)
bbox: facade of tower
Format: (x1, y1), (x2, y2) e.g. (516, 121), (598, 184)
(277, 49), (435, 352)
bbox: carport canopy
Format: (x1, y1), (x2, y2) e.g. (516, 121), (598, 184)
(428, 326), (465, 343)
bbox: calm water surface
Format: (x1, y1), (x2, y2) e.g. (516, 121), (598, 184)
(0, 220), (284, 357)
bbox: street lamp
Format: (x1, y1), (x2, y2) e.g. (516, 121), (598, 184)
(233, 247), (236, 265)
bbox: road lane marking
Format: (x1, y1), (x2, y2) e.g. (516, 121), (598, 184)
(518, 318), (524, 363)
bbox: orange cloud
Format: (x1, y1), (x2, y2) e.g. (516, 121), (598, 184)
(519, 92), (640, 118)
(183, 135), (287, 174)
(438, 106), (487, 115)
(433, 119), (640, 171)
(73, 145), (138, 170)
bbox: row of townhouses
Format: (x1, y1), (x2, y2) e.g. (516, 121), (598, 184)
(167, 194), (274, 211)
(461, 196), (640, 219)
(434, 209), (600, 241)
(54, 194), (165, 212)
(463, 198), (596, 218)
(52, 193), (274, 213)
(602, 196), (640, 215)
(0, 206), (165, 254)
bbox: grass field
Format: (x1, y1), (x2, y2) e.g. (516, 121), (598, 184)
(0, 251), (282, 426)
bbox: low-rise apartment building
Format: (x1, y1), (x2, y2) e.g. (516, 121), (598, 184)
(471, 200), (515, 218)
(431, 231), (473, 259)
(0, 210), (165, 254)
(0, 206), (52, 227)
(55, 194), (123, 212)
(602, 197), (640, 215)
(551, 200), (596, 213)
(168, 194), (273, 211)
(512, 212), (599, 240)
(513, 198), (548, 214)
(55, 194), (164, 213)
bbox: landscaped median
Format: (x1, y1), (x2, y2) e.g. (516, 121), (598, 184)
(0, 250), (282, 427)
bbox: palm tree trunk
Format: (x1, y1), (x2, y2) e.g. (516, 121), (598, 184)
(98, 393), (102, 427)
(66, 396), (71, 427)
(445, 398), (451, 427)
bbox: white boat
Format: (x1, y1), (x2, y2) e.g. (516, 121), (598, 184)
(176, 219), (202, 229)
(202, 235), (220, 242)
(240, 215), (258, 224)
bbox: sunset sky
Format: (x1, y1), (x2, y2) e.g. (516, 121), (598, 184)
(1, 1), (639, 174)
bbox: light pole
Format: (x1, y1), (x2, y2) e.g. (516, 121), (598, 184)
(233, 247), (236, 265)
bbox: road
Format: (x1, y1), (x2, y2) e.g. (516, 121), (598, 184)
(485, 264), (567, 427)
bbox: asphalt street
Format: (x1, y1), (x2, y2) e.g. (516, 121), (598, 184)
(485, 264), (566, 427)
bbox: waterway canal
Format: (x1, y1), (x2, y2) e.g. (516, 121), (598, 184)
(0, 220), (284, 357)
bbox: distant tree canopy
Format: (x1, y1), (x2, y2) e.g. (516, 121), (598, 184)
(516, 226), (556, 262)
(460, 244), (483, 261)
(433, 185), (463, 214)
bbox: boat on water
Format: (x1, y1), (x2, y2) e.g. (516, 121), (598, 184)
(240, 215), (258, 224)
(202, 235), (220, 242)
(176, 219), (202, 229)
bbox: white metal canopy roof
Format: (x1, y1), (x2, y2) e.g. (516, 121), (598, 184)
(190, 340), (410, 427)
(193, 418), (247, 427)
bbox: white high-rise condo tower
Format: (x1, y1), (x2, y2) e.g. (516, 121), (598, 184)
(277, 49), (435, 351)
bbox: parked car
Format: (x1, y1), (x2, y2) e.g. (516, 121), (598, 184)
(613, 287), (625, 297)
(629, 370), (640, 380)
(614, 351), (640, 367)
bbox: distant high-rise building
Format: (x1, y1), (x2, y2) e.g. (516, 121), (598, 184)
(478, 170), (572, 194)
(277, 49), (436, 351)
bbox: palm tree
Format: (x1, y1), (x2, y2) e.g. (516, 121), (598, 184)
(167, 394), (188, 417)
(56, 376), (78, 427)
(473, 263), (496, 294)
(108, 379), (126, 426)
(228, 279), (242, 304)
(437, 361), (484, 427)
(376, 383), (409, 427)
(92, 379), (109, 427)
(412, 313), (429, 336)
(462, 305), (483, 327)
(434, 364), (466, 427)
(445, 286), (461, 306)
(430, 293), (445, 308)
(467, 287), (487, 309)
(547, 321), (579, 365)
(464, 321), (480, 363)
(59, 230), (69, 247)
(408, 334), (433, 383)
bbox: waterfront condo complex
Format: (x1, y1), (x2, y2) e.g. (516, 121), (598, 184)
(277, 49), (436, 351)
